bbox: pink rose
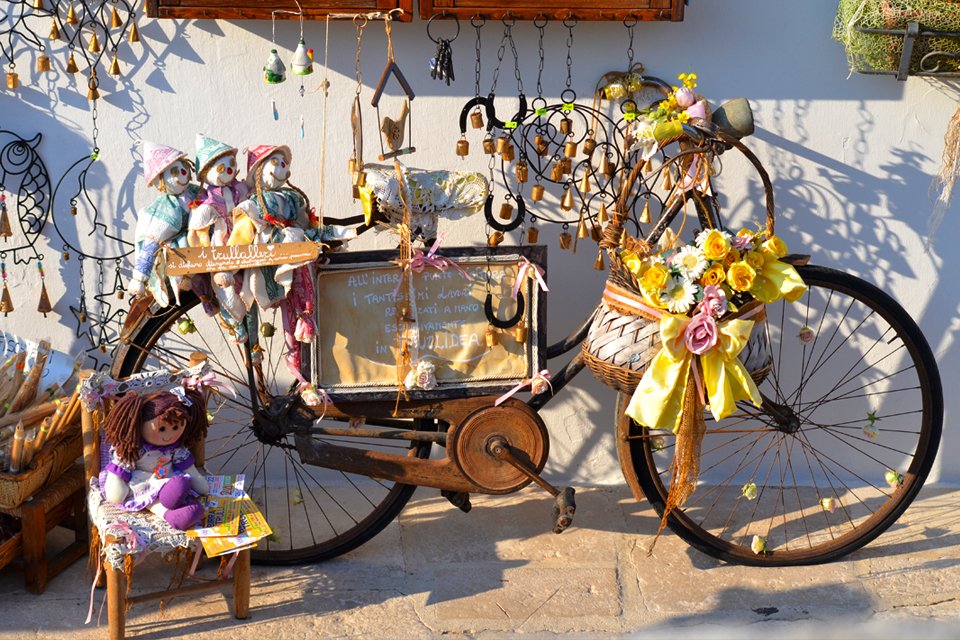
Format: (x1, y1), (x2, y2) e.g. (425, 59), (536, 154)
(698, 284), (727, 317)
(684, 311), (719, 355)
(675, 87), (697, 109)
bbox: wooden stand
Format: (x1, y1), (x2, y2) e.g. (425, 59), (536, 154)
(0, 464), (87, 594)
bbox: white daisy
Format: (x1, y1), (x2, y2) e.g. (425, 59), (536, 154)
(661, 277), (698, 314)
(672, 245), (709, 280)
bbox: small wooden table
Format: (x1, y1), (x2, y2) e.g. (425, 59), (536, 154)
(0, 464), (87, 594)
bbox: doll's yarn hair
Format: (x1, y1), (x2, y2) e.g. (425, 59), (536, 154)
(102, 387), (209, 464)
(252, 161), (311, 222)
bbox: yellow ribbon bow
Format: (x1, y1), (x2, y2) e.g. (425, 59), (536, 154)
(625, 309), (763, 432)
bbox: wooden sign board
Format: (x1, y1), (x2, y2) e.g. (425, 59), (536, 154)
(163, 242), (319, 276)
(314, 246), (547, 401)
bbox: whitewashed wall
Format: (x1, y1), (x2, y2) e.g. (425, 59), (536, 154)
(3, 0), (957, 484)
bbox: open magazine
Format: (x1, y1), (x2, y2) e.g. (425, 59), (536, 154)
(187, 474), (272, 557)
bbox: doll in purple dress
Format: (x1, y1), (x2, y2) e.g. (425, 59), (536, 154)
(100, 387), (210, 530)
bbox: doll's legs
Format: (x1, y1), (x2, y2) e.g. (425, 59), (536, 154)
(158, 475), (192, 509)
(149, 476), (205, 529)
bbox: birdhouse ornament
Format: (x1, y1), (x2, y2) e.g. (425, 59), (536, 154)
(129, 141), (201, 305)
(188, 134), (249, 333)
(263, 49), (286, 84)
(290, 39), (313, 76)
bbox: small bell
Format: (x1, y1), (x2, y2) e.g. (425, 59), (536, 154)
(98, 344), (107, 354)
(561, 188), (575, 212)
(290, 39), (313, 76)
(263, 49), (286, 84)
(591, 224), (602, 242)
(643, 158), (654, 173)
(496, 133), (510, 154)
(576, 216), (590, 239)
(87, 73), (99, 101)
(526, 225), (539, 243)
(559, 117), (572, 135)
(564, 140), (578, 158)
(499, 202), (514, 221)
(110, 6), (123, 29)
(352, 170), (367, 187)
(455, 138), (470, 157)
(0, 283), (13, 315)
(662, 170), (673, 191)
(37, 54), (51, 74)
(65, 4), (78, 25)
(559, 231), (572, 250)
(550, 162), (564, 182)
(482, 135), (496, 155)
(579, 171), (591, 193)
(513, 320), (529, 343)
(501, 142), (515, 162)
(531, 183), (545, 202)
(348, 157), (358, 174)
(597, 201), (609, 224)
(87, 31), (101, 53)
(108, 52), (121, 76)
(65, 53), (79, 74)
(5, 71), (18, 90)
(470, 109), (484, 129)
(593, 250), (605, 271)
(488, 231), (504, 247)
(37, 282), (52, 316)
(79, 311), (87, 323)
(534, 134), (550, 157)
(116, 288), (125, 300)
(597, 152), (610, 176)
(62, 250), (70, 261)
(70, 205), (78, 216)
(127, 21), (140, 43)
(603, 157), (616, 178)
(485, 324), (499, 348)
(640, 199), (652, 224)
(49, 19), (60, 41)
(515, 160), (528, 183)
(0, 207), (11, 237)
(582, 137), (597, 156)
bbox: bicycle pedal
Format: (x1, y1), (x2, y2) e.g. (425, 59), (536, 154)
(552, 486), (576, 534)
(441, 489), (472, 513)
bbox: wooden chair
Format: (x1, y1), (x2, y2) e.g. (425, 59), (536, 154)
(79, 353), (250, 640)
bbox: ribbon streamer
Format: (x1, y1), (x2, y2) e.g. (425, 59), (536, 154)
(182, 371), (238, 399)
(512, 257), (549, 300)
(393, 232), (470, 294)
(495, 369), (553, 406)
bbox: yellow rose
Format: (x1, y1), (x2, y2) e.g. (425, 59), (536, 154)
(761, 235), (789, 259)
(700, 264), (726, 287)
(736, 228), (755, 241)
(745, 250), (766, 270)
(722, 248), (741, 270)
(620, 251), (645, 275)
(701, 230), (731, 261)
(642, 263), (670, 291)
(727, 261), (757, 292)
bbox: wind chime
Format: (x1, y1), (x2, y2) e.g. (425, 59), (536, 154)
(0, 129), (52, 317)
(372, 16), (415, 161)
(1, 0), (143, 101)
(262, 0), (314, 138)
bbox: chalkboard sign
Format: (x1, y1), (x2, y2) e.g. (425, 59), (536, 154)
(315, 246), (547, 401)
(164, 242), (319, 276)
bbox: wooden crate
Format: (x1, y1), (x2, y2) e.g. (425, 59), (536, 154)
(145, 0), (413, 21)
(420, 0), (684, 21)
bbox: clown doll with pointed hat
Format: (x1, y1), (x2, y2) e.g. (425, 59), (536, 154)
(222, 145), (354, 405)
(129, 142), (201, 304)
(188, 134), (250, 338)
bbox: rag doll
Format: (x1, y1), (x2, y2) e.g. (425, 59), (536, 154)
(129, 141), (202, 306)
(101, 387), (210, 531)
(188, 134), (250, 336)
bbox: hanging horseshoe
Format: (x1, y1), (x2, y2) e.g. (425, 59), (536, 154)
(458, 95), (490, 135)
(485, 291), (525, 329)
(484, 92), (528, 132)
(483, 193), (526, 232)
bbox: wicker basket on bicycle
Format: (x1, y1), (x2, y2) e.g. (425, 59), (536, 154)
(582, 131), (776, 395)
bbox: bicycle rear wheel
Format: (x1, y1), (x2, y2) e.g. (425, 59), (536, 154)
(618, 265), (942, 565)
(114, 290), (431, 565)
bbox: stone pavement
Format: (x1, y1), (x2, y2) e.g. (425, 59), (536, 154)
(2, 485), (960, 639)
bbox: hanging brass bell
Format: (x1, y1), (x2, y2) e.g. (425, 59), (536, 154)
(37, 55), (51, 73)
(593, 250), (605, 271)
(560, 188), (575, 212)
(66, 4), (78, 24)
(597, 201), (609, 224)
(79, 311), (87, 323)
(87, 73), (99, 101)
(582, 137), (597, 156)
(65, 53), (79, 74)
(108, 52), (121, 76)
(62, 250), (70, 261)
(515, 160), (528, 183)
(49, 19), (60, 40)
(579, 171), (591, 194)
(499, 202), (514, 221)
(496, 133), (510, 154)
(662, 170), (673, 191)
(560, 157), (572, 175)
(576, 216), (590, 239)
(127, 21), (140, 43)
(485, 324), (499, 348)
(643, 158), (654, 173)
(0, 284), (13, 315)
(482, 136), (496, 155)
(603, 157), (616, 178)
(348, 157), (358, 174)
(559, 117), (572, 135)
(117, 287), (125, 300)
(597, 152), (610, 176)
(111, 6), (123, 29)
(534, 134), (549, 157)
(549, 162), (564, 182)
(470, 109), (484, 129)
(87, 31), (101, 53)
(353, 170), (367, 187)
(37, 282), (52, 316)
(591, 223), (602, 242)
(640, 199), (652, 224)
(531, 183), (545, 202)
(456, 138), (470, 157)
(0, 208), (11, 237)
(501, 143), (515, 162)
(559, 231), (572, 250)
(564, 140), (578, 158)
(513, 320), (529, 344)
(488, 231), (504, 247)
(6, 71), (19, 90)
(526, 225), (539, 243)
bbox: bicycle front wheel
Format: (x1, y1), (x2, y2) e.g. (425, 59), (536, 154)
(618, 265), (942, 565)
(114, 289), (431, 565)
